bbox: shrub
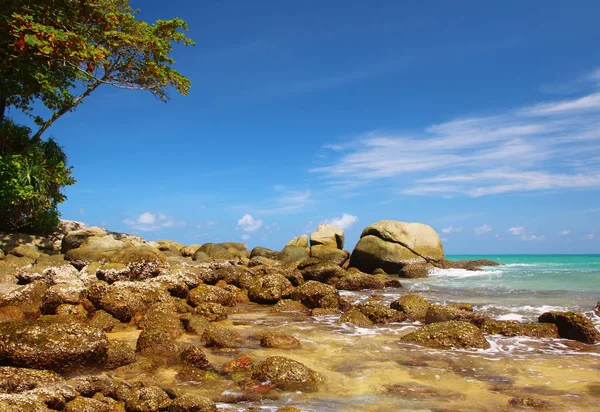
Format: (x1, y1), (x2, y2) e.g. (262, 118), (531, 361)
(0, 120), (75, 234)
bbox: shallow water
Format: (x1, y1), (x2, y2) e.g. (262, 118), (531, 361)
(103, 256), (600, 411)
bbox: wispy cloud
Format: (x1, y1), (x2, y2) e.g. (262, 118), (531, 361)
(258, 189), (313, 215)
(507, 226), (545, 241)
(559, 230), (571, 236)
(586, 234), (595, 240)
(312, 70), (600, 197)
(442, 226), (462, 234)
(237, 214), (262, 232)
(475, 224), (492, 235)
(123, 212), (185, 232)
(322, 213), (358, 230)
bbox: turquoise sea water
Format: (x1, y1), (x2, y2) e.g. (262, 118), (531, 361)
(395, 254), (600, 327)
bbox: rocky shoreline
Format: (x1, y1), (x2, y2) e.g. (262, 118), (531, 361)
(0, 220), (598, 411)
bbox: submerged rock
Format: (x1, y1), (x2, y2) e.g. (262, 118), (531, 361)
(400, 321), (490, 349)
(356, 302), (406, 324)
(338, 308), (373, 327)
(425, 304), (487, 327)
(252, 356), (324, 391)
(480, 319), (559, 338)
(538, 311), (600, 343)
(260, 333), (301, 349)
(0, 318), (109, 372)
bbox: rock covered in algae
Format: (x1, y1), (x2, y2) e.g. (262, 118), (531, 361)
(248, 273), (293, 304)
(0, 318), (109, 372)
(480, 319), (559, 338)
(290, 280), (340, 309)
(400, 320), (490, 349)
(0, 366), (64, 394)
(425, 304), (487, 327)
(538, 311), (600, 343)
(251, 356), (324, 391)
(260, 333), (301, 349)
(390, 294), (430, 322)
(168, 393), (217, 412)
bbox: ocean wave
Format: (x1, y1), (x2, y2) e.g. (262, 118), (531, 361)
(503, 263), (538, 267)
(428, 267), (503, 278)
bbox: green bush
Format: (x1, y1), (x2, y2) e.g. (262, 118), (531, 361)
(0, 120), (75, 235)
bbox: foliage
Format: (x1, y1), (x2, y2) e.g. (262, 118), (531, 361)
(1, 0), (194, 138)
(0, 120), (75, 234)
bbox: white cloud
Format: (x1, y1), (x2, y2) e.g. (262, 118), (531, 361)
(475, 224), (492, 235)
(559, 230), (571, 236)
(237, 214), (262, 232)
(522, 234), (546, 241)
(586, 234), (595, 240)
(241, 234), (250, 240)
(313, 72), (600, 197)
(258, 189), (313, 215)
(323, 213), (358, 229)
(196, 220), (217, 229)
(442, 226), (462, 234)
(123, 212), (185, 232)
(507, 227), (525, 236)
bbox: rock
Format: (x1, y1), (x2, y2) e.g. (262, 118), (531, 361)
(110, 246), (166, 266)
(180, 244), (201, 257)
(98, 283), (168, 322)
(0, 366), (64, 393)
(250, 246), (279, 260)
(188, 284), (236, 307)
(248, 273), (293, 304)
(177, 345), (211, 369)
(291, 281), (340, 309)
(61, 226), (108, 253)
(202, 324), (244, 349)
(154, 240), (184, 254)
(338, 308), (373, 327)
(390, 294), (430, 322)
(260, 333), (301, 349)
(41, 284), (84, 314)
(425, 304), (487, 327)
(194, 243), (234, 260)
(439, 259), (502, 271)
(0, 306), (25, 323)
(310, 224), (344, 249)
(538, 311), (600, 343)
(106, 340), (136, 369)
(270, 299), (309, 314)
(136, 329), (177, 358)
(8, 245), (41, 260)
(182, 315), (211, 335)
(169, 394), (217, 412)
(309, 245), (349, 266)
(0, 249), (4, 260)
(65, 396), (113, 412)
(0, 281), (47, 318)
(277, 245), (309, 264)
(0, 319), (109, 372)
(122, 386), (171, 412)
(332, 271), (386, 291)
(300, 261), (345, 283)
(355, 302), (406, 324)
(287, 235), (309, 248)
(80, 235), (125, 252)
(137, 303), (185, 339)
(252, 356), (324, 391)
(399, 263), (430, 278)
(507, 397), (552, 409)
(480, 319), (559, 338)
(193, 303), (228, 322)
(349, 221), (444, 274)
(400, 321), (490, 349)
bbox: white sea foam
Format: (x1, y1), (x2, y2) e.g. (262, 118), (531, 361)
(428, 267), (502, 278)
(503, 263), (538, 267)
(496, 313), (526, 322)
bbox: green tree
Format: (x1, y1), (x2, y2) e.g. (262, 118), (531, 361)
(1, 0), (194, 138)
(0, 120), (75, 234)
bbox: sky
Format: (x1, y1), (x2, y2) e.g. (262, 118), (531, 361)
(9, 0), (600, 254)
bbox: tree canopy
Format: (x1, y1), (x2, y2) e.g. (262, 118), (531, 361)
(1, 0), (194, 138)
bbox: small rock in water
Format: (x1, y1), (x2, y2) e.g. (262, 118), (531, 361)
(252, 356), (324, 391)
(400, 320), (490, 349)
(538, 311), (600, 344)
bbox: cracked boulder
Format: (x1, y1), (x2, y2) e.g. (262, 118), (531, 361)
(349, 221), (444, 274)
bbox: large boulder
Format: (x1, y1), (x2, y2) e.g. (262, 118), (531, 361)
(0, 319), (109, 372)
(287, 235), (309, 248)
(349, 221), (444, 274)
(277, 245), (309, 264)
(290, 281), (340, 309)
(252, 356), (324, 391)
(310, 224), (344, 249)
(390, 294), (430, 322)
(400, 321), (490, 349)
(309, 245), (349, 266)
(480, 319), (559, 338)
(538, 312), (600, 343)
(425, 305), (487, 327)
(61, 226), (107, 253)
(194, 243), (234, 260)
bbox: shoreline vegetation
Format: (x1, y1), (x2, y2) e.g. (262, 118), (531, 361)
(0, 219), (599, 411)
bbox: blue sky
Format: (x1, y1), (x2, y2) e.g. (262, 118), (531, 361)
(10, 0), (600, 253)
